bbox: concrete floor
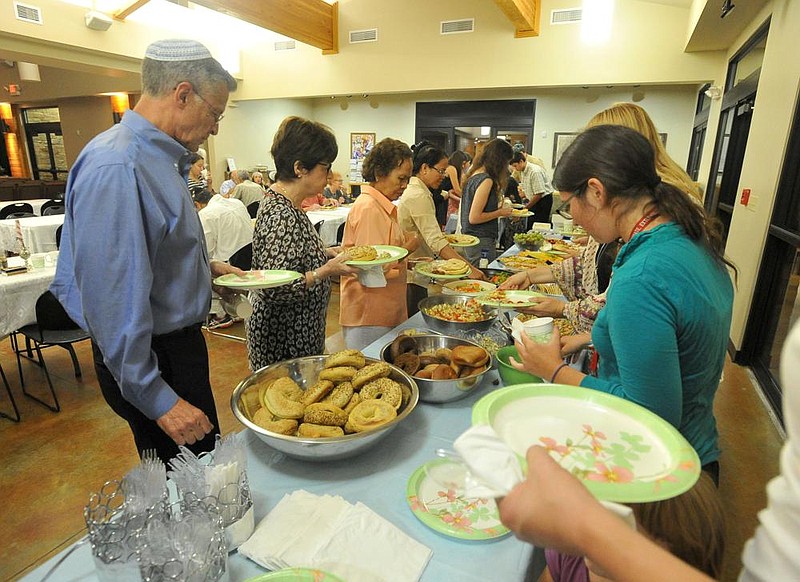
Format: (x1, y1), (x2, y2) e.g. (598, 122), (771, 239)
(0, 285), (784, 581)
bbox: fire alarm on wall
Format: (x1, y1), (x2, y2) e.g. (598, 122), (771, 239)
(7, 84), (21, 96)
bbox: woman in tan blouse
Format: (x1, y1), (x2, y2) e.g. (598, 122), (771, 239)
(398, 141), (484, 280)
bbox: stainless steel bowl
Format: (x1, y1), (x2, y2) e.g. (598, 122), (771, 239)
(380, 333), (490, 403)
(418, 294), (498, 334)
(231, 355), (419, 461)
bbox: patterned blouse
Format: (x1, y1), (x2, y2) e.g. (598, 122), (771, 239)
(246, 189), (330, 370)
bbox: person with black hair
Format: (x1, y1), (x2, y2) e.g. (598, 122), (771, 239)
(460, 139), (515, 264)
(441, 150), (472, 226)
(398, 141), (484, 280)
(511, 125), (734, 482)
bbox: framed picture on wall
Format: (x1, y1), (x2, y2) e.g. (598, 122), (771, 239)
(552, 132), (578, 168)
(659, 133), (668, 146)
(350, 132), (376, 160)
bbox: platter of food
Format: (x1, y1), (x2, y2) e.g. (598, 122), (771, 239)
(406, 458), (510, 540)
(498, 255), (555, 272)
(444, 233), (480, 247)
(213, 269), (302, 290)
(471, 384), (702, 503)
(476, 289), (545, 308)
(344, 245), (408, 268)
(509, 209), (533, 218)
(414, 258), (472, 280)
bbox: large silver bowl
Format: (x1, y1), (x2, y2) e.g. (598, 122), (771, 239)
(231, 355), (419, 461)
(418, 294), (498, 334)
(380, 333), (490, 403)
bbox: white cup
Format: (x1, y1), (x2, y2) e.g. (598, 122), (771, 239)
(522, 317), (554, 343)
(31, 253), (47, 269)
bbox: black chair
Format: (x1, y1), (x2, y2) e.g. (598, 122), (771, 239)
(40, 199), (65, 215)
(335, 222), (346, 246)
(229, 243), (252, 271)
(314, 220), (324, 234)
(10, 291), (90, 412)
(246, 201), (260, 219)
(55, 225), (63, 249)
(0, 202), (34, 219)
(0, 360), (20, 422)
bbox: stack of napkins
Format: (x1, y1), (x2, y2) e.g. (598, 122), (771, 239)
(357, 265), (387, 288)
(238, 490), (432, 581)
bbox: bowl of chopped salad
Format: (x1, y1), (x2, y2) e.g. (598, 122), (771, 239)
(418, 294), (498, 334)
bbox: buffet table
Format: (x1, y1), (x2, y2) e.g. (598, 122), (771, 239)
(0, 215), (64, 254)
(22, 311), (538, 582)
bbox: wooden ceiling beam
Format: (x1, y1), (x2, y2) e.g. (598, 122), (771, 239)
(113, 0), (151, 21)
(191, 0), (338, 54)
(494, 0), (541, 38)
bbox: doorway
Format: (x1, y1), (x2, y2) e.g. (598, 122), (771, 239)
(22, 107), (68, 181)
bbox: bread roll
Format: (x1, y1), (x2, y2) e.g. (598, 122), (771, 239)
(451, 345), (489, 368)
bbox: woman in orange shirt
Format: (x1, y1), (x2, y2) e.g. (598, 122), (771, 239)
(340, 138), (419, 350)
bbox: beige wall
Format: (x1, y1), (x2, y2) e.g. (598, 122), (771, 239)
(723, 0), (800, 349)
(57, 96), (115, 166)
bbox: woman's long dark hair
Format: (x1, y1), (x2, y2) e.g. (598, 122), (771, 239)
(554, 125), (735, 274)
(448, 150), (471, 183)
(464, 139), (514, 202)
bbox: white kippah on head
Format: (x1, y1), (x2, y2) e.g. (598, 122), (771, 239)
(144, 38), (213, 62)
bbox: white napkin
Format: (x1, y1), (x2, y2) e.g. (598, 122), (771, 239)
(238, 490), (432, 581)
(357, 265), (387, 288)
(453, 425), (636, 529)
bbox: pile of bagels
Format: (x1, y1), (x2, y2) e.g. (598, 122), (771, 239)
(388, 335), (490, 380)
(240, 350), (412, 439)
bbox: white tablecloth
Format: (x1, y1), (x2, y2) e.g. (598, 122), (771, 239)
(21, 311), (538, 582)
(306, 206), (351, 246)
(0, 265), (56, 337)
(0, 199), (50, 216)
(0, 214), (64, 254)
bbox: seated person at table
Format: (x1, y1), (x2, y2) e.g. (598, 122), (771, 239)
(323, 171), (351, 204)
(302, 191), (338, 211)
(187, 152), (208, 192)
(251, 171), (267, 190)
(460, 138), (515, 265)
(542, 474), (724, 582)
(228, 170), (265, 207)
(193, 187), (253, 329)
(218, 170), (241, 197)
(511, 125), (735, 484)
(397, 140), (483, 280)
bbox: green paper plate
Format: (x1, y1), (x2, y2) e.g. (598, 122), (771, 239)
(475, 289), (545, 308)
(245, 568), (345, 582)
(445, 234), (480, 247)
(406, 458), (510, 540)
(213, 269), (302, 290)
(345, 244), (408, 268)
(471, 384), (701, 503)
(414, 260), (471, 280)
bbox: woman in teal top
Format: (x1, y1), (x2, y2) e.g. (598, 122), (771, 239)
(512, 125), (735, 478)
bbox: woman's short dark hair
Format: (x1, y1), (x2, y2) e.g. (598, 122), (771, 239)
(188, 152), (203, 165)
(411, 141), (447, 174)
(362, 138), (412, 182)
(554, 124), (733, 272)
(271, 116), (338, 183)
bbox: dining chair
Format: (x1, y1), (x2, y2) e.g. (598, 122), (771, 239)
(335, 222), (346, 246)
(246, 200), (260, 219)
(314, 220), (324, 234)
(0, 357), (21, 422)
(10, 290), (90, 413)
(40, 199), (65, 215)
(0, 202), (34, 219)
(55, 225), (63, 249)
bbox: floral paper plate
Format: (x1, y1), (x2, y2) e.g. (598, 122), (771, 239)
(475, 289), (545, 308)
(471, 384), (701, 503)
(245, 568), (345, 582)
(345, 245), (408, 268)
(213, 270), (302, 290)
(406, 458), (510, 540)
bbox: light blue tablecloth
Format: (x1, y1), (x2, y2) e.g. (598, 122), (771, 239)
(23, 312), (535, 582)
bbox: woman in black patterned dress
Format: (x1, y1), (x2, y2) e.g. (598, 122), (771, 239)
(246, 116), (356, 370)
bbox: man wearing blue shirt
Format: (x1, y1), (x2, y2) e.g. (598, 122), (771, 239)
(51, 39), (239, 464)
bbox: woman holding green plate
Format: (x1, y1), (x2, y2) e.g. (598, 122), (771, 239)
(247, 116), (357, 369)
(340, 138), (419, 350)
(511, 125), (735, 483)
(397, 141), (485, 279)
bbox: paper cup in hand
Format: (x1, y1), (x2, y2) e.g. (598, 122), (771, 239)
(522, 317), (554, 343)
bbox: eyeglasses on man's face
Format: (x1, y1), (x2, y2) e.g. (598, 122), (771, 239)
(191, 84), (225, 123)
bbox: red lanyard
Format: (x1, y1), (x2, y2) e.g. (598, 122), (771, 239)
(628, 213), (660, 240)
